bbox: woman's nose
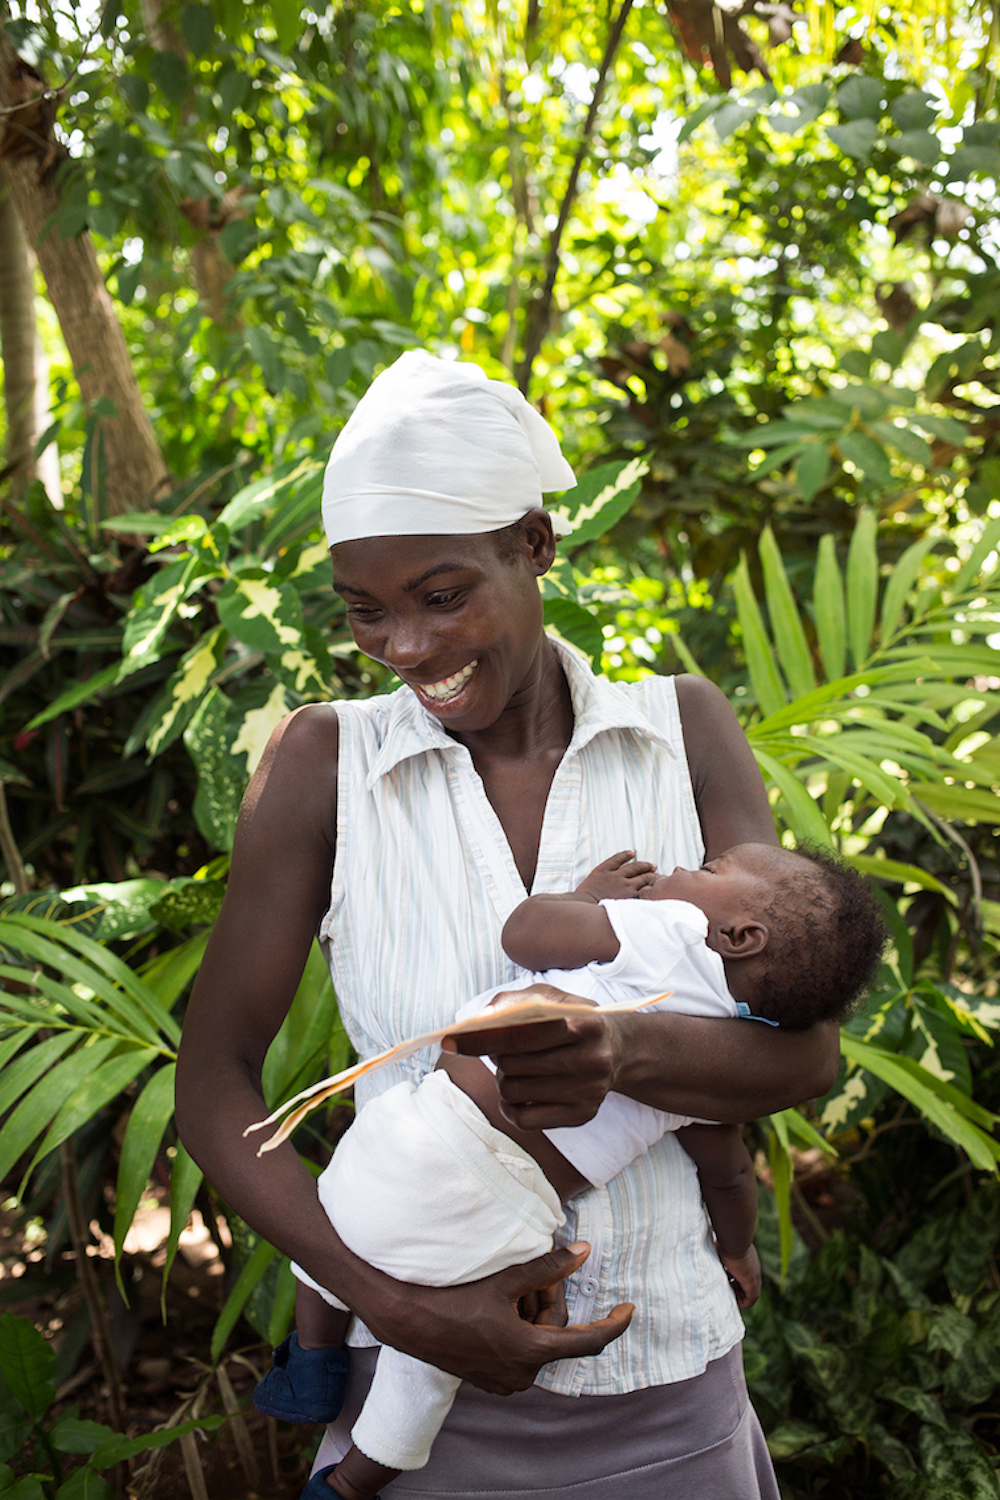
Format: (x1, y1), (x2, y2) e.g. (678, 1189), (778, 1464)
(382, 619), (434, 672)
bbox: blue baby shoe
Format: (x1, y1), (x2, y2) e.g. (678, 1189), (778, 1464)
(299, 1464), (382, 1498)
(253, 1332), (350, 1424)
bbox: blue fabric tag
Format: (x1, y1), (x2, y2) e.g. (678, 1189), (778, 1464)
(735, 1001), (780, 1028)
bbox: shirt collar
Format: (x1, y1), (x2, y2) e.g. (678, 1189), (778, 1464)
(365, 635), (675, 788)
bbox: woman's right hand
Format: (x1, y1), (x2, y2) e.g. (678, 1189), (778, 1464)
(358, 1242), (634, 1395)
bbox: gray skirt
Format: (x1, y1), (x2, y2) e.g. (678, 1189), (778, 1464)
(312, 1344), (779, 1498)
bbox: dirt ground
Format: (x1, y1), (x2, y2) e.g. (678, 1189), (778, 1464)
(1, 1194), (320, 1499)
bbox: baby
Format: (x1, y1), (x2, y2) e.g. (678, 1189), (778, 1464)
(256, 841), (885, 1500)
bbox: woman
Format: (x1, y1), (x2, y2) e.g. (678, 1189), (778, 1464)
(175, 352), (838, 1498)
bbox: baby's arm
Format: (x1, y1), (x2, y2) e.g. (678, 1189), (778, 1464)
(675, 1123), (761, 1310)
(502, 851), (656, 971)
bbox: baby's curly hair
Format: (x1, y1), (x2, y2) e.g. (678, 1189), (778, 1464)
(747, 845), (888, 1029)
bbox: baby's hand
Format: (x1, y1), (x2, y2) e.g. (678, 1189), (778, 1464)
(575, 851), (657, 903)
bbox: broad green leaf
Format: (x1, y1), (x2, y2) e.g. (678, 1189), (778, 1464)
(773, 1108), (837, 1156)
(24, 661), (124, 733)
(183, 688), (245, 852)
(90, 1414), (227, 1468)
(768, 1125), (794, 1281)
(917, 1424), (1000, 1499)
(0, 1315), (56, 1420)
(29, 1044), (158, 1170)
(826, 119), (878, 160)
(733, 555), (786, 717)
(677, 95), (726, 143)
(224, 681), (290, 783)
(120, 553), (206, 673)
(813, 534), (846, 681)
(544, 596), (603, 666)
(890, 89), (937, 130)
(267, 1255), (297, 1347)
(837, 75), (884, 120)
(269, 0), (300, 52)
(838, 431), (892, 485)
(262, 941), (339, 1105)
(50, 1413), (115, 1454)
(162, 1144), (203, 1312)
(752, 665), (928, 736)
(149, 880), (225, 933)
(753, 750), (833, 845)
(886, 129), (941, 164)
(847, 855), (957, 901)
(210, 1234), (279, 1363)
(802, 738), (907, 810)
(750, 441), (808, 479)
(0, 915), (179, 1047)
(759, 527), (815, 698)
(946, 1186), (1000, 1296)
(55, 1470), (113, 1500)
(911, 784), (1000, 825)
(0, 1031), (78, 1119)
(846, 509), (878, 669)
(216, 458), (320, 533)
(180, 2), (215, 55)
(216, 572), (305, 656)
(0, 1404), (31, 1463)
(879, 536), (935, 644)
(138, 930), (211, 1008)
(58, 879), (168, 943)
(546, 459), (647, 545)
(870, 421), (933, 467)
(795, 442), (830, 500)
(145, 627), (228, 759)
(915, 413), (969, 445)
(839, 1034), (1000, 1168)
(113, 1065), (177, 1283)
(0, 1039), (121, 1184)
(3, 1474), (45, 1499)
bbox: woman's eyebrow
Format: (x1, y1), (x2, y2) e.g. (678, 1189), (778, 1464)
(404, 562), (470, 591)
(333, 562), (471, 596)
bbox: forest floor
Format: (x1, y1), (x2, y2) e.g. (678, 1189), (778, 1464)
(1, 1192), (319, 1499)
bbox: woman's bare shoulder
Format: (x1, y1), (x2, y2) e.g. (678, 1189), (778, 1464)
(673, 673), (734, 729)
(237, 703), (340, 852)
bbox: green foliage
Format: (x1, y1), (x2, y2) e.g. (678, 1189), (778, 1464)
(748, 1185), (1000, 1496)
(0, 1313), (224, 1497)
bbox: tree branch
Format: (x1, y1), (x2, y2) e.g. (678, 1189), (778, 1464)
(515, 0), (635, 394)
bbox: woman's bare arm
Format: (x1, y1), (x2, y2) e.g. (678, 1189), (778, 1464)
(176, 705), (630, 1393)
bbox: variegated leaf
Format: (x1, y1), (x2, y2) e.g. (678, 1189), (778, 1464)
(216, 571), (305, 655)
(183, 688), (245, 852)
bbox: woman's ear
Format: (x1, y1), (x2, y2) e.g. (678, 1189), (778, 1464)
(521, 508), (557, 576)
(712, 920), (769, 961)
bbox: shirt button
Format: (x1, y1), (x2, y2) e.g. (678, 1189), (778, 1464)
(581, 1278), (599, 1295)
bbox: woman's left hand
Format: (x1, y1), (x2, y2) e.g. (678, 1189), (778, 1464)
(447, 983), (621, 1129)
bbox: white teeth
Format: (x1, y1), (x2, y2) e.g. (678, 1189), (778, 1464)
(419, 660), (478, 702)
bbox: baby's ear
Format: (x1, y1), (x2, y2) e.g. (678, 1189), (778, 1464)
(713, 920), (768, 960)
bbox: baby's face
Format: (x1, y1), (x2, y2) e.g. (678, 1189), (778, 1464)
(639, 843), (787, 928)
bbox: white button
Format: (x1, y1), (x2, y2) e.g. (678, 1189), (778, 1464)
(581, 1278), (599, 1295)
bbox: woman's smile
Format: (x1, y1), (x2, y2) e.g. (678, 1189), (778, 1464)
(416, 659), (480, 705)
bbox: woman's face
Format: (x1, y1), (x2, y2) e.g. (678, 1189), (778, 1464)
(330, 516), (555, 733)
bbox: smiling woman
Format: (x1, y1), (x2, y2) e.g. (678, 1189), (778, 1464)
(175, 351), (839, 1500)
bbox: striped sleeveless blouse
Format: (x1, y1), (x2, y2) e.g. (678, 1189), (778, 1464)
(318, 638), (744, 1395)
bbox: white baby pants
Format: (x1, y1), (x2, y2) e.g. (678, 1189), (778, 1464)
(291, 1069), (565, 1470)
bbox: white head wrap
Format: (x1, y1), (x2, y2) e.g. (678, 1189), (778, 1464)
(321, 350), (576, 546)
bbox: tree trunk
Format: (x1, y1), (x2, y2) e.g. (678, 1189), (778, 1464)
(0, 185), (36, 500)
(0, 25), (169, 514)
